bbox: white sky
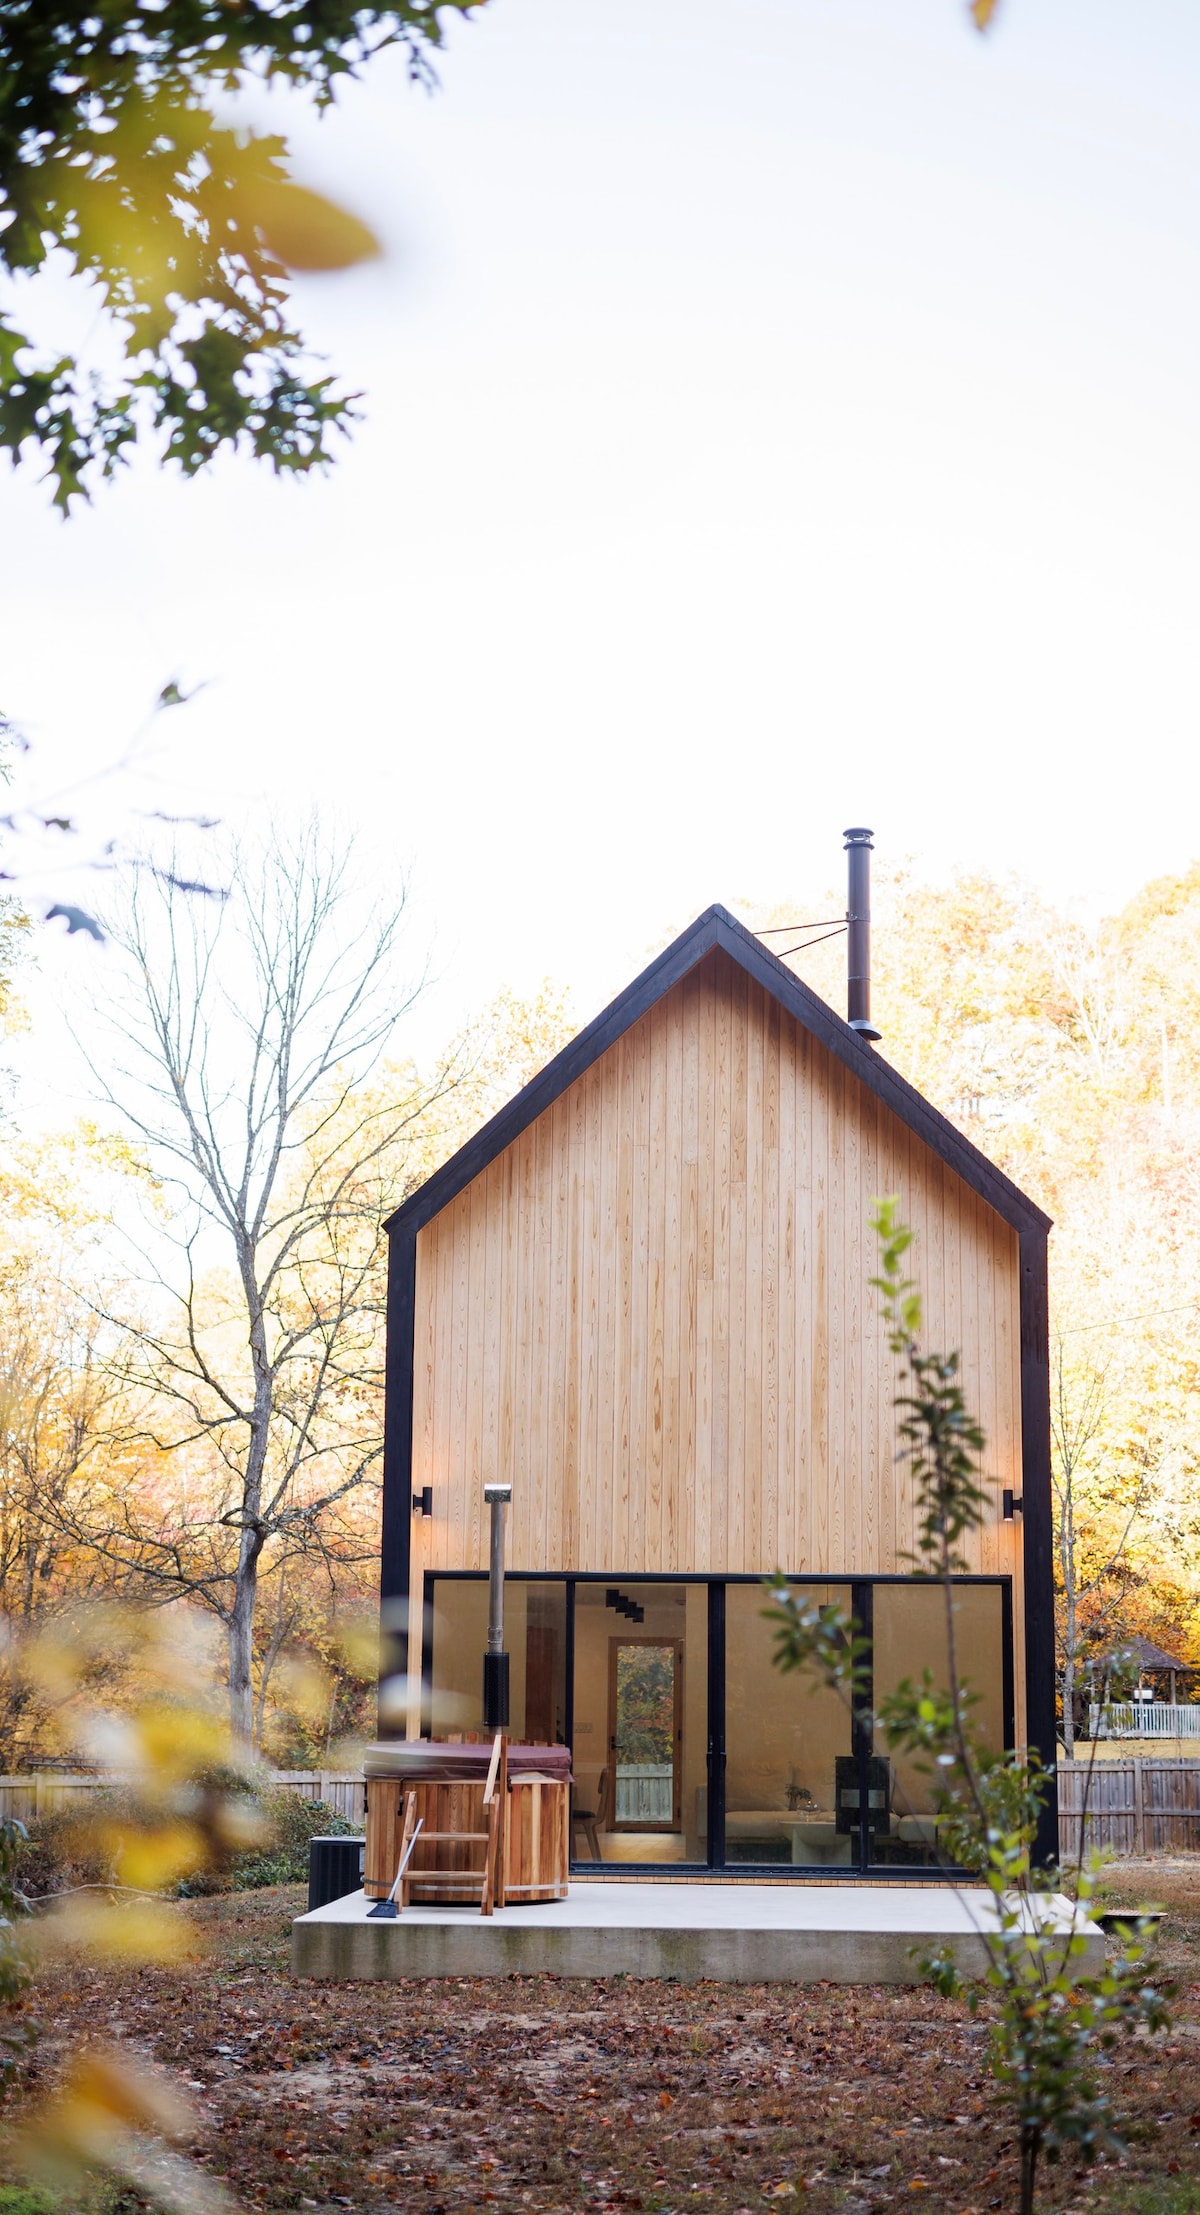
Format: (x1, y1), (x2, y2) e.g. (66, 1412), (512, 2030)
(4, 0), (1199, 1098)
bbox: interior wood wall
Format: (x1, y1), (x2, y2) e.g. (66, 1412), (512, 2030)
(410, 945), (1023, 1591)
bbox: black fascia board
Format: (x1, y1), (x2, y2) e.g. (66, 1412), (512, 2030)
(385, 902), (1052, 1243)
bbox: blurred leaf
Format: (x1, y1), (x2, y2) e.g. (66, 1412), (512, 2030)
(13, 2046), (232, 2214)
(209, 1795), (272, 1853)
(80, 1701), (230, 1788)
(36, 1894), (190, 1964)
(269, 1651), (332, 1726)
(102, 1820), (211, 1892)
(970, 0), (1002, 25)
(44, 904), (104, 940)
(335, 1617), (386, 1682)
(232, 177), (381, 273)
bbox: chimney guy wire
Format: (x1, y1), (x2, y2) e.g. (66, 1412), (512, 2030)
(757, 916), (848, 935)
(776, 922), (850, 961)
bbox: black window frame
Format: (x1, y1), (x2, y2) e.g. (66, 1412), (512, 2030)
(420, 1568), (1015, 1881)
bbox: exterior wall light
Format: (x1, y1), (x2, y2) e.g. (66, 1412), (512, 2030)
(1002, 1489), (1024, 1521)
(412, 1486), (433, 1517)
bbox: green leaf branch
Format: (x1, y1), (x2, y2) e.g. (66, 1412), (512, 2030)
(0, 1), (485, 506)
(767, 1197), (1173, 2215)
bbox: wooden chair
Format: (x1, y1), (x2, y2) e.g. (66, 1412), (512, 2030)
(505, 1769), (570, 1900)
(571, 1765), (609, 1862)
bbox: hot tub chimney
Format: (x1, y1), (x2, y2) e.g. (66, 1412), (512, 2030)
(844, 827), (881, 1043)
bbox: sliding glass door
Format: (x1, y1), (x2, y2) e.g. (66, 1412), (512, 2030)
(422, 1572), (1012, 1875)
(571, 1581), (707, 1866)
(723, 1583), (855, 1866)
(869, 1581), (1008, 1869)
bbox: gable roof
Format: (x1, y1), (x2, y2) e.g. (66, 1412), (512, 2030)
(1096, 1635), (1193, 1675)
(387, 903), (1052, 1240)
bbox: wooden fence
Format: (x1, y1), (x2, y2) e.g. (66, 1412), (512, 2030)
(615, 1763), (674, 1824)
(270, 1772), (366, 1826)
(0, 1770), (366, 1827)
(6, 1760), (1200, 1861)
(1057, 1756), (1200, 1858)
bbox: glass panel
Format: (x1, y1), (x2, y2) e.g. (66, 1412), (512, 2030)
(426, 1579), (567, 1744)
(724, 1582), (856, 1866)
(870, 1583), (1006, 1868)
(613, 1643), (678, 1824)
(571, 1582), (707, 1864)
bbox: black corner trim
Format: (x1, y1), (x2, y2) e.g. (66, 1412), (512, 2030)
(1019, 1223), (1059, 1864)
(385, 902), (1051, 1244)
(377, 1221), (416, 1736)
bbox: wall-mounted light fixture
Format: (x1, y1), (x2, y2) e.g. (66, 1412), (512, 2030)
(412, 1486), (433, 1518)
(1002, 1489), (1024, 1522)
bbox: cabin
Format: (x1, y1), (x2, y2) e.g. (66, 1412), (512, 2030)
(379, 861), (1057, 1876)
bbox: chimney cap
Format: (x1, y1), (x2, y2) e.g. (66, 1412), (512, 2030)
(843, 826), (874, 848)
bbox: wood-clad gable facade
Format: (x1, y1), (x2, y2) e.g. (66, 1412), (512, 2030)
(382, 907), (1056, 1872)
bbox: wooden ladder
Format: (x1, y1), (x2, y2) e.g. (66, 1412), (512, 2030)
(396, 1733), (507, 1916)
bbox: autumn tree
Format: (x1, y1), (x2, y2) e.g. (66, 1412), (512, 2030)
(77, 827), (462, 1743)
(0, 1254), (138, 1765)
(749, 859), (1200, 1681)
(1051, 1343), (1150, 1754)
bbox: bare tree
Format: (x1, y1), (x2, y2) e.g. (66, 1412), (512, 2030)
(1052, 1338), (1146, 1755)
(82, 827), (455, 1742)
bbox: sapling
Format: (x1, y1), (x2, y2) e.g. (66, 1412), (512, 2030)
(766, 1198), (1170, 2215)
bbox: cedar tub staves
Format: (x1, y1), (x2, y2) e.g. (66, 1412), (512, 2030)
(364, 1740), (571, 1907)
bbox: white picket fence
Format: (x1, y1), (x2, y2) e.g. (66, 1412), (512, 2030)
(0, 1770), (366, 1827)
(1088, 1702), (1200, 1739)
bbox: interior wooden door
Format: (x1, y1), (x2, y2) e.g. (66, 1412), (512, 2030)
(524, 1624), (558, 1744)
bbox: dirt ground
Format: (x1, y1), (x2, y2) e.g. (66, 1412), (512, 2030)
(10, 1861), (1200, 2215)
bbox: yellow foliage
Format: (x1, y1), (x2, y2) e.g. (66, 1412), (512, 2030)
(11, 2044), (231, 2213)
(748, 860), (1200, 1664)
(36, 1893), (190, 1966)
(102, 1819), (212, 1892)
(6, 1607), (298, 2201)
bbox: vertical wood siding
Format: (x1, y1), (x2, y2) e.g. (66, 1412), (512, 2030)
(412, 947), (1023, 1606)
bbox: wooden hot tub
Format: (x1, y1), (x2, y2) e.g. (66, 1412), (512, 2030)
(363, 1741), (571, 1905)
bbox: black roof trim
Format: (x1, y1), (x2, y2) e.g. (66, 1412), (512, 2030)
(387, 904), (1052, 1239)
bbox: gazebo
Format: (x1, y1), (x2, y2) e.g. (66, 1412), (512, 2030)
(1095, 1635), (1194, 1709)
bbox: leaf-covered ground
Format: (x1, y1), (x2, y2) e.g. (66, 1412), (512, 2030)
(12, 1860), (1200, 2215)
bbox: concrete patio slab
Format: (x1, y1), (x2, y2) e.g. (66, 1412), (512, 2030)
(292, 1881), (1104, 1984)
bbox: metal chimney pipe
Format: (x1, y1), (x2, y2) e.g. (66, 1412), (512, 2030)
(482, 1481), (511, 1730)
(844, 827), (881, 1042)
